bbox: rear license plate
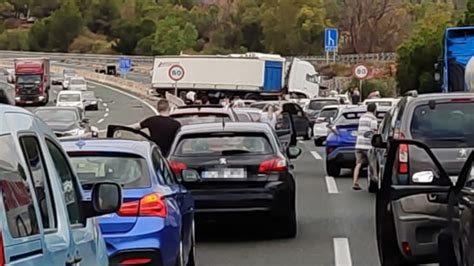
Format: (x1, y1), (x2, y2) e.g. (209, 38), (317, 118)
(351, 131), (358, 136)
(202, 168), (246, 179)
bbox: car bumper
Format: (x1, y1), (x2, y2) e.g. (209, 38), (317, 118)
(313, 124), (328, 138)
(109, 249), (163, 266)
(103, 217), (180, 266)
(326, 147), (356, 168)
(15, 95), (45, 104)
(191, 180), (294, 216)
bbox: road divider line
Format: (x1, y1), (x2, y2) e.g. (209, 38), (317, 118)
(103, 103), (107, 107)
(104, 113), (109, 118)
(105, 108), (109, 112)
(333, 238), (352, 266)
(97, 118), (104, 124)
(298, 140), (304, 144)
(325, 176), (339, 194)
(310, 151), (323, 160)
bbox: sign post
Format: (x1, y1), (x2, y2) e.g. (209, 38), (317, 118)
(168, 65), (185, 96)
(324, 28), (338, 64)
(119, 57), (132, 78)
(353, 64), (369, 102)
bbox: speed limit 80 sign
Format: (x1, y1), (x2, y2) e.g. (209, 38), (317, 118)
(353, 64), (369, 80)
(168, 65), (185, 81)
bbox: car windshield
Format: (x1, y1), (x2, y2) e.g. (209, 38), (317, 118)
(68, 153), (150, 189)
(71, 79), (85, 85)
(175, 133), (273, 156)
(35, 109), (78, 123)
(82, 92), (95, 100)
(59, 94), (80, 102)
(308, 100), (338, 111)
(410, 102), (474, 148)
(17, 75), (41, 84)
(172, 114), (232, 125)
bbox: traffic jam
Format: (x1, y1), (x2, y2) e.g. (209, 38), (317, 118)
(0, 50), (473, 266)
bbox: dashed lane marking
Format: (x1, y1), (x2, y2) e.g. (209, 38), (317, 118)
(97, 118), (104, 124)
(103, 103), (107, 107)
(325, 176), (339, 194)
(310, 151), (323, 160)
(333, 238), (352, 266)
(106, 108), (109, 112)
(104, 113), (109, 118)
(298, 140), (304, 144)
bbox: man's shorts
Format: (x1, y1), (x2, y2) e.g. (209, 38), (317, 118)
(355, 149), (368, 165)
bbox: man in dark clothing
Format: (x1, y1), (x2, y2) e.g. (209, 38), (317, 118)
(133, 99), (181, 156)
(0, 89), (11, 104)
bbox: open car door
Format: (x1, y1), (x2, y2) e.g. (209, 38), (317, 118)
(106, 125), (152, 142)
(275, 112), (297, 151)
(376, 138), (455, 265)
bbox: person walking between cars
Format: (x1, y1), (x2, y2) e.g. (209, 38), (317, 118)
(133, 99), (181, 156)
(353, 103), (378, 190)
(351, 87), (360, 104)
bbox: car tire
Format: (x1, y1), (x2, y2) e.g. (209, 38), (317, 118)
(304, 126), (312, 140)
(438, 230), (458, 266)
(326, 162), (340, 177)
(187, 220), (196, 266)
(274, 197), (297, 239)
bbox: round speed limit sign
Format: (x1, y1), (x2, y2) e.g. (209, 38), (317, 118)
(353, 64), (369, 80)
(168, 65), (185, 81)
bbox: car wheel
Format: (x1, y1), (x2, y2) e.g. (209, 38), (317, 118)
(275, 200), (297, 239)
(326, 161), (340, 177)
(187, 220), (196, 266)
(304, 126), (312, 140)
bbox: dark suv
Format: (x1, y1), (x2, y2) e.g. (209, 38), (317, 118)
(371, 91), (474, 264)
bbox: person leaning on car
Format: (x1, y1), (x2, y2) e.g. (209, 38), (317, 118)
(353, 103), (378, 190)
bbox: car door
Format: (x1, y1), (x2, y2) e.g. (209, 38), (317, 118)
(45, 139), (103, 266)
(376, 138), (454, 265)
(285, 103), (307, 136)
(275, 112), (297, 150)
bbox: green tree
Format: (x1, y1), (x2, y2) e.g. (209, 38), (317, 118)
(111, 18), (156, 54)
(88, 0), (120, 35)
(28, 17), (50, 51)
(396, 2), (455, 94)
(46, 0), (83, 52)
(460, 0), (474, 25)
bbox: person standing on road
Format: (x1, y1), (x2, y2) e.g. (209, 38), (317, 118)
(353, 103), (378, 190)
(351, 87), (360, 104)
(133, 99), (181, 156)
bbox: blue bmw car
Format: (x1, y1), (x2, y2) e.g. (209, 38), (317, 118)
(325, 105), (389, 177)
(62, 137), (196, 266)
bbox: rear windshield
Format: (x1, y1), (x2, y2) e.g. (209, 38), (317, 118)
(71, 79), (85, 85)
(175, 133), (273, 156)
(236, 112), (251, 121)
(172, 114), (231, 125)
(410, 102), (474, 148)
(59, 94), (80, 102)
(308, 100), (338, 111)
(366, 101), (393, 107)
(68, 152), (150, 189)
(319, 108), (338, 119)
(335, 111), (386, 126)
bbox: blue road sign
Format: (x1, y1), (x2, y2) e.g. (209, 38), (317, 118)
(325, 28), (338, 52)
(119, 57), (132, 73)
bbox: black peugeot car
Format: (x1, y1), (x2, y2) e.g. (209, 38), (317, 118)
(168, 122), (302, 238)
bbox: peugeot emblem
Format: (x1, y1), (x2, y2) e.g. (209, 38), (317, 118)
(459, 148), (469, 159)
(219, 158), (227, 165)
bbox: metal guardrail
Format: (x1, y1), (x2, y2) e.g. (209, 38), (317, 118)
(0, 51), (397, 65)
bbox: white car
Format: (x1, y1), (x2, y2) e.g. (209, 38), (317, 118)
(363, 98), (399, 107)
(56, 91), (85, 113)
(68, 77), (87, 91)
(313, 105), (348, 146)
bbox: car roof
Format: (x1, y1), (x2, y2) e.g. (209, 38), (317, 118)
(178, 122), (273, 135)
(234, 107), (262, 113)
(171, 107), (233, 115)
(33, 106), (81, 112)
(309, 98), (340, 102)
(321, 104), (345, 110)
(70, 76), (85, 80)
(58, 90), (81, 95)
(61, 138), (153, 158)
(0, 104), (53, 135)
(341, 105), (391, 113)
(408, 92), (474, 101)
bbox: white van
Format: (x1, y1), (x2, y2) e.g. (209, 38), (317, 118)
(56, 91), (85, 112)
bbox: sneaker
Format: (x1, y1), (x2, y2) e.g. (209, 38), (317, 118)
(352, 183), (362, 190)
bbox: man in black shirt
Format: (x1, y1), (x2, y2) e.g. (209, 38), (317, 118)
(133, 99), (181, 156)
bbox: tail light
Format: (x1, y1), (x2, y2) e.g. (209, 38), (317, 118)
(169, 160), (187, 175)
(118, 193), (167, 218)
(397, 132), (409, 174)
(0, 232), (4, 266)
(259, 157), (287, 173)
(121, 258), (152, 265)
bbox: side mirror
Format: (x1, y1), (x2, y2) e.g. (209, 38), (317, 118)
(90, 182), (122, 216)
(371, 134), (387, 148)
(412, 171), (434, 184)
(287, 146), (302, 159)
(182, 169), (201, 182)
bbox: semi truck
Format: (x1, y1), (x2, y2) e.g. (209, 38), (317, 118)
(436, 26), (474, 92)
(151, 53), (320, 100)
(14, 58), (51, 105)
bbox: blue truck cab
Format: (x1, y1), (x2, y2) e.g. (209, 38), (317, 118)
(439, 26), (474, 92)
(0, 104), (121, 265)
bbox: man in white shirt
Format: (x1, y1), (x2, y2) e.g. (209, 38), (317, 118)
(353, 103), (378, 190)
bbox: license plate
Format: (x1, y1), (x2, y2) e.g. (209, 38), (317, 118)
(351, 131), (358, 136)
(202, 168), (246, 179)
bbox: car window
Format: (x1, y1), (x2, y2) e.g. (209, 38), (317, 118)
(294, 104), (304, 116)
(319, 108), (338, 119)
(59, 94), (81, 102)
(152, 148), (175, 185)
(283, 104), (297, 114)
(172, 114), (232, 125)
(175, 133), (273, 156)
(71, 79), (85, 85)
(19, 136), (57, 232)
(46, 139), (82, 225)
(236, 112), (251, 121)
(68, 152), (151, 190)
(0, 135), (40, 238)
(410, 102), (474, 148)
(308, 100), (338, 111)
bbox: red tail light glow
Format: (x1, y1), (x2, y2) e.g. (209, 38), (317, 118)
(258, 157), (287, 173)
(402, 242), (412, 256)
(0, 232), (4, 266)
(121, 258), (152, 265)
(118, 193), (167, 218)
(450, 98), (473, 103)
(169, 160), (187, 176)
(397, 132), (408, 174)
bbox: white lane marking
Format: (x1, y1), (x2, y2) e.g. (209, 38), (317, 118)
(325, 176), (339, 194)
(98, 98), (103, 102)
(105, 108), (109, 112)
(87, 80), (158, 115)
(310, 151), (323, 160)
(103, 103), (107, 107)
(333, 238), (352, 266)
(97, 118), (104, 124)
(298, 140), (304, 144)
(104, 113), (109, 118)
